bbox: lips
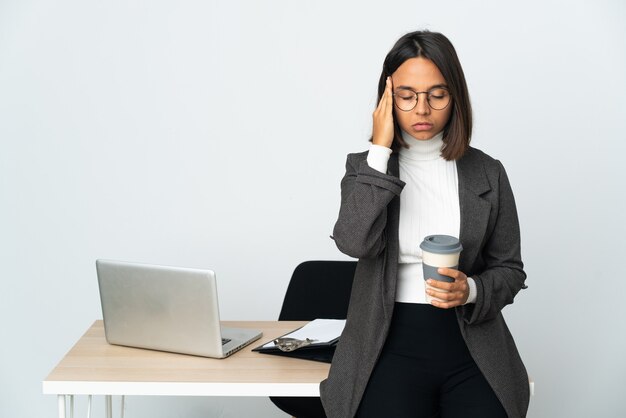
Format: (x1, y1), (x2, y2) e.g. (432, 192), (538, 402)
(412, 122), (433, 131)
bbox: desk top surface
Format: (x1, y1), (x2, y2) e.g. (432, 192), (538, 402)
(43, 320), (330, 396)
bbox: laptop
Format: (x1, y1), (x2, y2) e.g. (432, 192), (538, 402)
(96, 259), (262, 358)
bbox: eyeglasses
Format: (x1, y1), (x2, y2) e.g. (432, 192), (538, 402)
(392, 87), (452, 111)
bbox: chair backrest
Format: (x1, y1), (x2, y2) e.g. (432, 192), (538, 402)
(278, 260), (357, 321)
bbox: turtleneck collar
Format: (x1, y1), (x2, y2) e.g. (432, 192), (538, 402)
(398, 129), (444, 161)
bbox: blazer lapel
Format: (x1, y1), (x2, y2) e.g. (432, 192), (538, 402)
(457, 148), (492, 275)
(382, 153), (401, 317)
(388, 152), (400, 181)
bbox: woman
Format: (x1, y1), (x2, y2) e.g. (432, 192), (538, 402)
(320, 30), (529, 418)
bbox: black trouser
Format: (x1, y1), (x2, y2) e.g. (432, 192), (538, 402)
(356, 302), (507, 418)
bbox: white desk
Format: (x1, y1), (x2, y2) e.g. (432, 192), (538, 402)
(43, 320), (329, 418)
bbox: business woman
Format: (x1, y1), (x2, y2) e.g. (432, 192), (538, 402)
(319, 30), (530, 418)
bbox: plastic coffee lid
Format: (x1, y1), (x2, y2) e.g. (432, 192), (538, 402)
(420, 235), (463, 254)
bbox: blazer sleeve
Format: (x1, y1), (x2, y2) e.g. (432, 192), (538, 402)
(331, 153), (405, 259)
(461, 160), (528, 325)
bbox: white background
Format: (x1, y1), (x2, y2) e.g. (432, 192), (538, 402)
(1, 1), (625, 417)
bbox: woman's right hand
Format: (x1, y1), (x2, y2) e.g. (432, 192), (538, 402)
(372, 76), (395, 149)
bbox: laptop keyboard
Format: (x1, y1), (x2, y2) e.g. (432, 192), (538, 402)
(222, 338), (231, 345)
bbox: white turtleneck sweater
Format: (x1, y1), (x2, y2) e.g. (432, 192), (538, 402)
(366, 130), (477, 305)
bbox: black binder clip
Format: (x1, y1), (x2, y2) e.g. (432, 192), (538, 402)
(273, 337), (318, 352)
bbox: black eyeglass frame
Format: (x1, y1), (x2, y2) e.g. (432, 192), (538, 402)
(391, 87), (453, 111)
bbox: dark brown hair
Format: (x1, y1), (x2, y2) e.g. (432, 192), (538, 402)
(371, 30), (472, 160)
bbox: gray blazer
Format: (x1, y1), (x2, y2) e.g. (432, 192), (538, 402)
(320, 146), (530, 418)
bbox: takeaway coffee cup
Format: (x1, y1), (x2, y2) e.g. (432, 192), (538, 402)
(420, 235), (463, 303)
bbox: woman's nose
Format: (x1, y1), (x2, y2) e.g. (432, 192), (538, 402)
(414, 93), (430, 115)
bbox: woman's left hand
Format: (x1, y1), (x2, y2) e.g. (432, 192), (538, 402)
(426, 267), (470, 309)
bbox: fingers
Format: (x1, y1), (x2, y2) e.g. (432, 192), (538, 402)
(372, 76), (395, 148)
(426, 267), (469, 309)
(426, 287), (464, 302)
(437, 267), (466, 281)
(376, 76), (392, 110)
(426, 279), (466, 298)
(427, 278), (466, 292)
(429, 298), (462, 309)
(427, 286), (467, 309)
(383, 76), (392, 111)
(427, 279), (454, 291)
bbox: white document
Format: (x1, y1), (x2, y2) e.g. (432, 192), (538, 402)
(262, 319), (346, 348)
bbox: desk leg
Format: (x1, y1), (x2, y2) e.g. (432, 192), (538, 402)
(58, 395), (66, 418)
(105, 395), (112, 418)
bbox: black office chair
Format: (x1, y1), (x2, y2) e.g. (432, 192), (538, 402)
(269, 260), (357, 418)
